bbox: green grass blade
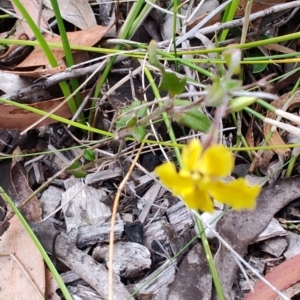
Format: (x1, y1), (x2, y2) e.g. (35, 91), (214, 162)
(12, 0), (78, 116)
(50, 0), (83, 118)
(220, 0), (239, 42)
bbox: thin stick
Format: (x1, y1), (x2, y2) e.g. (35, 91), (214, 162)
(108, 142), (145, 300)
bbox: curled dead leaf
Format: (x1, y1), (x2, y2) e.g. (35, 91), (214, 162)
(0, 96), (72, 129)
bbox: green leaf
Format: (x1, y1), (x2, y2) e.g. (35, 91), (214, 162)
(173, 100), (211, 132)
(148, 40), (186, 97)
(249, 47), (268, 74)
(148, 40), (164, 72)
(253, 62), (268, 74)
(116, 126), (146, 142)
(84, 149), (95, 161)
(115, 101), (147, 129)
(71, 170), (87, 178)
(66, 162), (87, 178)
(66, 161), (81, 171)
(126, 115), (138, 127)
(159, 71), (187, 97)
(229, 96), (257, 112)
(130, 126), (147, 142)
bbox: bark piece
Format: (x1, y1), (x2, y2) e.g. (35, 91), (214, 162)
(39, 185), (63, 218)
(255, 218), (287, 242)
(259, 236), (288, 257)
(68, 284), (102, 300)
(30, 221), (131, 300)
(167, 243), (212, 300)
(138, 182), (162, 223)
(143, 218), (169, 249)
(85, 168), (122, 185)
(284, 231), (300, 259)
(62, 182), (110, 242)
(127, 260), (176, 296)
(77, 219), (124, 248)
(166, 201), (194, 233)
(93, 242), (151, 278)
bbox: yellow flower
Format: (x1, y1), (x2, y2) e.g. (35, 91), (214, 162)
(155, 139), (261, 213)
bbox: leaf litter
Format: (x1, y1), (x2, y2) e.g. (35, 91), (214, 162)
(2, 0), (300, 299)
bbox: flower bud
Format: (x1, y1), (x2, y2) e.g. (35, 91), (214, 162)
(229, 96), (257, 112)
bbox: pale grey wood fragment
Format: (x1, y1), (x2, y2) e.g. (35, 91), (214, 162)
(39, 185), (63, 218)
(62, 182), (111, 242)
(284, 231), (300, 259)
(93, 242), (151, 278)
(77, 219), (124, 248)
(60, 270), (81, 284)
(138, 182), (162, 223)
(127, 260), (176, 296)
(166, 201), (194, 233)
(85, 169), (122, 185)
(68, 284), (103, 300)
(255, 218), (286, 242)
(143, 218), (169, 249)
(259, 236), (288, 257)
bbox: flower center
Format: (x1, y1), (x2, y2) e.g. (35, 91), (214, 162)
(190, 171), (201, 181)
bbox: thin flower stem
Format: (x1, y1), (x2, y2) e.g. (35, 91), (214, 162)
(285, 155), (297, 177)
(195, 215), (225, 300)
(143, 67), (183, 166)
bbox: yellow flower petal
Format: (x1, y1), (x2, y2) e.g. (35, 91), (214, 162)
(208, 178), (261, 210)
(183, 188), (214, 213)
(198, 145), (233, 177)
(155, 162), (195, 196)
(182, 139), (202, 172)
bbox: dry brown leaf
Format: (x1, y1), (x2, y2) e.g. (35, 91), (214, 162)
(236, 0), (289, 17)
(11, 163), (41, 222)
(264, 43), (298, 54)
(0, 20), (32, 62)
(16, 25), (111, 68)
(43, 0), (97, 30)
(11, 0), (48, 39)
(0, 96), (72, 129)
(5, 65), (66, 79)
(45, 269), (61, 300)
(0, 216), (45, 300)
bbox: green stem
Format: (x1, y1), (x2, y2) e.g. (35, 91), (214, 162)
(285, 155), (297, 177)
(195, 215), (225, 300)
(143, 67), (182, 167)
(50, 0), (83, 119)
(219, 0), (239, 42)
